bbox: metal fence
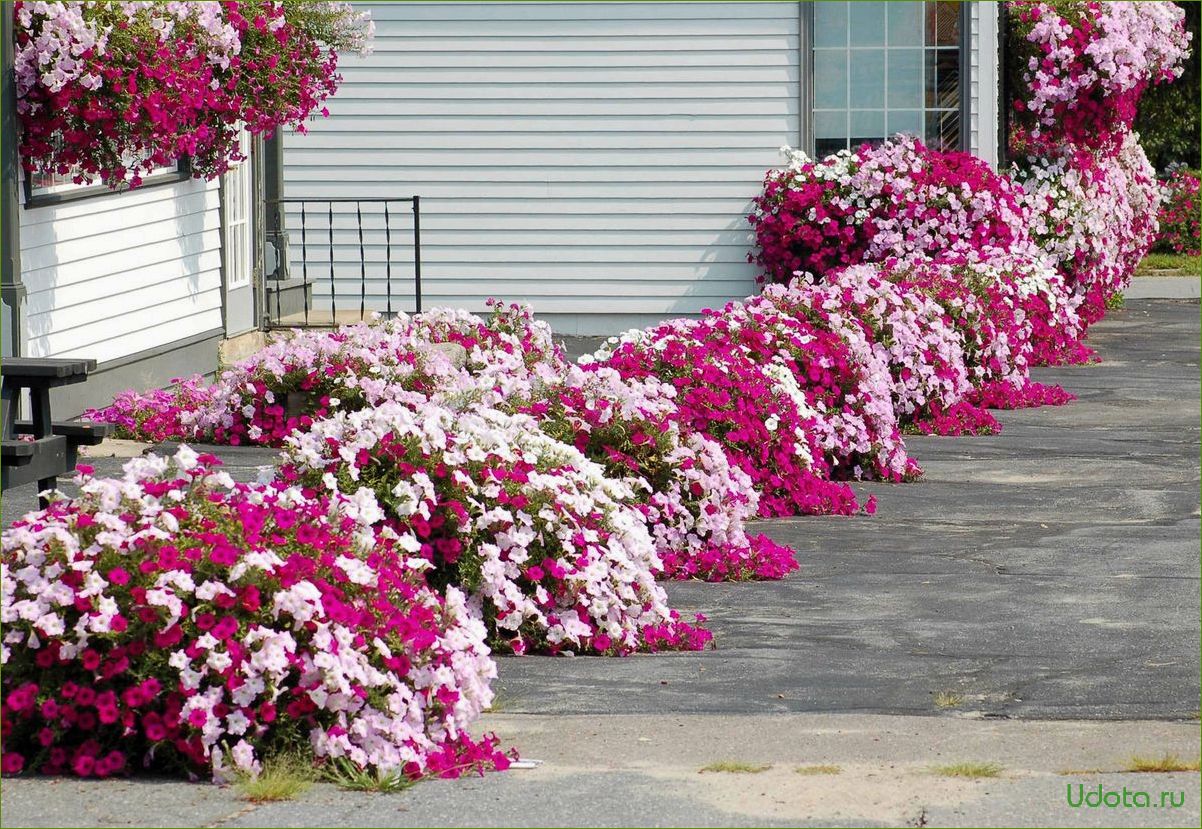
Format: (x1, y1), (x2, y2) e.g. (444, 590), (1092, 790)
(265, 196), (421, 328)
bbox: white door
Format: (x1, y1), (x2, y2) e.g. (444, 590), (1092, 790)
(222, 130), (256, 335)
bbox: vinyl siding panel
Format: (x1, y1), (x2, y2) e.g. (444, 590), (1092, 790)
(968, 1), (999, 166)
(18, 178), (224, 364)
(282, 1), (802, 332)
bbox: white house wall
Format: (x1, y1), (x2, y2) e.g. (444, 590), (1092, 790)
(18, 178), (225, 364)
(282, 1), (803, 334)
(968, 0), (1000, 166)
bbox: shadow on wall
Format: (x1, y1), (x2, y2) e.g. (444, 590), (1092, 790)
(677, 202), (762, 315)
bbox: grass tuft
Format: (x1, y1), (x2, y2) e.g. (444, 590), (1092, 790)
(699, 761), (772, 774)
(1123, 754), (1201, 773)
(932, 691), (964, 710)
(929, 762), (1003, 779)
(795, 764), (841, 776)
(322, 756), (416, 793)
(234, 755), (315, 803)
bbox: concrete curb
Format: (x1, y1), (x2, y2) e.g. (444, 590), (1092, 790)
(1125, 276), (1201, 299)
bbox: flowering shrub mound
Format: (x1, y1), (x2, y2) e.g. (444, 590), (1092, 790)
(507, 368), (797, 582)
(749, 137), (1031, 283)
(586, 318), (865, 518)
(0, 448), (506, 781)
(84, 376), (214, 442)
(1156, 170), (1201, 256)
(279, 401), (712, 655)
(789, 268), (1000, 437)
(15, 1), (373, 187)
(188, 320), (448, 447)
(406, 306), (798, 583)
(1006, 1), (1191, 154)
(727, 292), (913, 482)
(1011, 132), (1163, 324)
(887, 255), (1076, 410)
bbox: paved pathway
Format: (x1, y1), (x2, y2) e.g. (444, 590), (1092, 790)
(1, 299), (1198, 827)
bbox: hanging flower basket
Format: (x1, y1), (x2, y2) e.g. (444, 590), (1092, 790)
(13, 1), (373, 188)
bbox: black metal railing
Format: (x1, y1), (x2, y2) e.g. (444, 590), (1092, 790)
(265, 196), (421, 328)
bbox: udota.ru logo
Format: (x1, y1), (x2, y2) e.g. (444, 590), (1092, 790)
(1066, 783), (1186, 809)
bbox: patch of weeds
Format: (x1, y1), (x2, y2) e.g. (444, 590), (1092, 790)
(323, 756), (417, 793)
(795, 764), (841, 776)
(1123, 754), (1201, 773)
(1057, 768), (1106, 776)
(929, 762), (1003, 779)
(234, 755), (315, 803)
(699, 761), (772, 774)
(932, 691), (964, 710)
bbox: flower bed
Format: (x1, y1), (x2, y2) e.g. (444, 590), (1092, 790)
(783, 268), (1000, 437)
(13, 0), (1187, 791)
(586, 316), (866, 518)
(1011, 132), (1163, 324)
(749, 137), (1031, 283)
(278, 401), (712, 656)
(1, 448), (506, 781)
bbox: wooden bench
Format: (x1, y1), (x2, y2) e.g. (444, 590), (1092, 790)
(2, 357), (108, 507)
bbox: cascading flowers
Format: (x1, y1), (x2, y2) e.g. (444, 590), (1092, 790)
(14, 1), (374, 187)
(1006, 0), (1190, 153)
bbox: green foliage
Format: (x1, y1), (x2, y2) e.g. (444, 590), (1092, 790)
(1136, 253), (1202, 275)
(1135, 2), (1201, 171)
(323, 756), (417, 792)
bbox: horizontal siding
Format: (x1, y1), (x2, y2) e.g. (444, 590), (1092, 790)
(283, 1), (801, 329)
(19, 178), (224, 364)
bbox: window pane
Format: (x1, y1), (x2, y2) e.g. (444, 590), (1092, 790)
(814, 1), (848, 48)
(808, 0), (963, 158)
(927, 48), (959, 109)
(814, 50), (848, 109)
(927, 1), (960, 47)
(887, 1), (923, 46)
(887, 109), (923, 137)
(850, 49), (886, 108)
(887, 49), (923, 108)
(849, 1), (887, 46)
(925, 110), (960, 152)
(850, 110), (886, 146)
(816, 138), (848, 158)
(815, 110), (848, 141)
